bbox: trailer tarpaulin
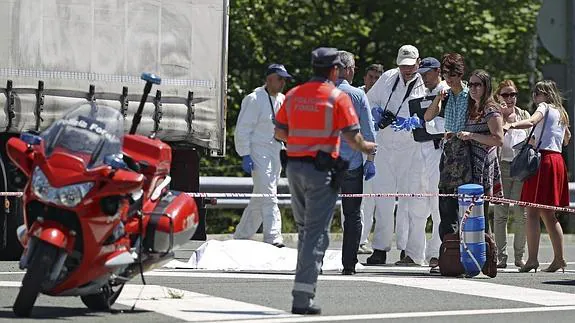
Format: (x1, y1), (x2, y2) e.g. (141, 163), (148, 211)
(0, 0), (228, 155)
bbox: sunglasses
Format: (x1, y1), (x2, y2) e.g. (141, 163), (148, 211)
(468, 82), (483, 88)
(500, 92), (517, 99)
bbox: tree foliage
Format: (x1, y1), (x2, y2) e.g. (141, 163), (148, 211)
(201, 0), (548, 176)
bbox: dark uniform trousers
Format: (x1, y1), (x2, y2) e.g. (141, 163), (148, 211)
(340, 166), (364, 270)
(287, 159), (338, 308)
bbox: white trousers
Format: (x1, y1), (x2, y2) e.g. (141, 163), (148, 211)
(340, 177), (376, 245)
(233, 147), (283, 244)
(421, 141), (442, 261)
(371, 130), (428, 264)
(360, 178), (376, 244)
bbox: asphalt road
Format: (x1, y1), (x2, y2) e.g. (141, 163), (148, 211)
(1, 234), (574, 323)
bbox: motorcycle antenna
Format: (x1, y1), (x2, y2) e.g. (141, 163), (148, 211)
(129, 73), (162, 135)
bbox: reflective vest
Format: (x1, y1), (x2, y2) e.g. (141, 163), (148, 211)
(275, 80), (359, 159)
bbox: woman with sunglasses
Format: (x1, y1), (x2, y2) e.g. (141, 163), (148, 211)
(492, 80), (530, 269)
(504, 80), (571, 273)
(456, 70), (504, 234)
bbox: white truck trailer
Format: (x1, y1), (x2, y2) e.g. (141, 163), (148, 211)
(0, 0), (229, 259)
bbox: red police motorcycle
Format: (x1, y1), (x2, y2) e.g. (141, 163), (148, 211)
(6, 73), (199, 317)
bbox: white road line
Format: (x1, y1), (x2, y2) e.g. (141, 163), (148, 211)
(0, 281), (21, 287)
(115, 285), (295, 322)
(219, 306), (575, 323)
(2, 280), (575, 322)
(0, 281), (294, 322)
(364, 276), (575, 306)
(144, 271), (575, 306)
(1, 263), (575, 276)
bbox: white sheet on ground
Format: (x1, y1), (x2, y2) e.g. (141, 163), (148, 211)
(163, 239), (364, 271)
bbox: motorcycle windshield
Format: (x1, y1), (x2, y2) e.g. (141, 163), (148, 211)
(41, 102), (124, 169)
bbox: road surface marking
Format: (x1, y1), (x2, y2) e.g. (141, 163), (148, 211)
(0, 281), (21, 287)
(115, 284), (295, 322)
(2, 280), (575, 322)
(218, 306), (575, 323)
(0, 281), (295, 322)
(144, 271), (575, 306)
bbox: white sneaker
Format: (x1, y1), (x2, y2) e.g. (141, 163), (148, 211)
(357, 244), (373, 254)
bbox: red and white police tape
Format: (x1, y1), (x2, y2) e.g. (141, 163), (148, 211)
(1, 190), (574, 214)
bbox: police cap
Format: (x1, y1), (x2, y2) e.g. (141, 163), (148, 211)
(266, 63), (292, 79)
(311, 47), (344, 68)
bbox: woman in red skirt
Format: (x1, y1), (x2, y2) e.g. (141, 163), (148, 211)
(505, 80), (571, 273)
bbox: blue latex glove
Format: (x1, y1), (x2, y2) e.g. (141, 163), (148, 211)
(371, 106), (385, 130)
(391, 116), (424, 132)
(390, 116), (408, 132)
(404, 115), (424, 131)
(363, 160), (376, 181)
(241, 155), (254, 174)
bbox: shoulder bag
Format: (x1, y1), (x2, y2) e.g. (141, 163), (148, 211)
(509, 107), (549, 181)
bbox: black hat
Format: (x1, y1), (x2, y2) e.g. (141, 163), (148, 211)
(311, 47), (344, 68)
(266, 64), (292, 79)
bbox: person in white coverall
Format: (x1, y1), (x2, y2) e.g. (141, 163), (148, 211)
(233, 64), (292, 247)
(358, 64), (384, 255)
(411, 57), (449, 268)
(366, 45), (427, 266)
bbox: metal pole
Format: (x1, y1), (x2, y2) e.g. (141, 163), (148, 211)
(567, 0), (575, 233)
(567, 0), (575, 180)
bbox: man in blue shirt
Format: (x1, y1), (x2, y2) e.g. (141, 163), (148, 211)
(336, 50), (377, 275)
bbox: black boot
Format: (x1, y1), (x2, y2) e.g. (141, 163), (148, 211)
(366, 249), (386, 265)
(292, 303), (322, 315)
(400, 250), (405, 261)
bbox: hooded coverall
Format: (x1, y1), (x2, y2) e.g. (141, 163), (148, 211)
(234, 86), (284, 245)
(418, 81), (450, 262)
(366, 68), (428, 264)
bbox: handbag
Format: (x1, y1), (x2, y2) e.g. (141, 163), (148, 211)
(438, 233), (465, 277)
(439, 136), (472, 190)
(509, 108), (549, 181)
(439, 232), (498, 278)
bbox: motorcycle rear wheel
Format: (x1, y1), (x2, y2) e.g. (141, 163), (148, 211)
(81, 284), (125, 311)
(13, 241), (59, 317)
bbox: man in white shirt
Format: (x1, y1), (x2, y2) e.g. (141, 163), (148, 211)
(410, 57), (449, 269)
(233, 64), (292, 247)
(358, 63), (383, 255)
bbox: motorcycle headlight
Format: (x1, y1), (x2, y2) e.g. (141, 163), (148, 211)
(31, 167), (93, 207)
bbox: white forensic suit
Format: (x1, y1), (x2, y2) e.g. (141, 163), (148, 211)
(234, 86), (284, 244)
(360, 169), (376, 245)
(414, 81), (450, 262)
(366, 68), (427, 264)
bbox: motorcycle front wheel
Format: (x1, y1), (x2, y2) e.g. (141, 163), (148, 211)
(81, 284), (125, 311)
(13, 241), (59, 317)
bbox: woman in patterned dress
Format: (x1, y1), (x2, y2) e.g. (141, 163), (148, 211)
(456, 69), (504, 233)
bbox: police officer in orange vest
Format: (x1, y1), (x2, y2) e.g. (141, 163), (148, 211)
(274, 47), (377, 315)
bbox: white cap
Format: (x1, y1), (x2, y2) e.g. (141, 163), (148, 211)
(396, 45), (419, 66)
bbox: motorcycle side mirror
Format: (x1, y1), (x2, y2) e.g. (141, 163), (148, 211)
(104, 154), (127, 169)
(20, 132), (42, 146)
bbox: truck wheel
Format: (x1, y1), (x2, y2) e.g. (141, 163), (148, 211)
(13, 241), (59, 317)
(0, 197), (24, 261)
(81, 284), (125, 311)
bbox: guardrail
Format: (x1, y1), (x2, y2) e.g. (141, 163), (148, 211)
(200, 176), (343, 209)
(200, 176), (575, 210)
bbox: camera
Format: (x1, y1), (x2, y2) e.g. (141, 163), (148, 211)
(378, 110), (397, 130)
